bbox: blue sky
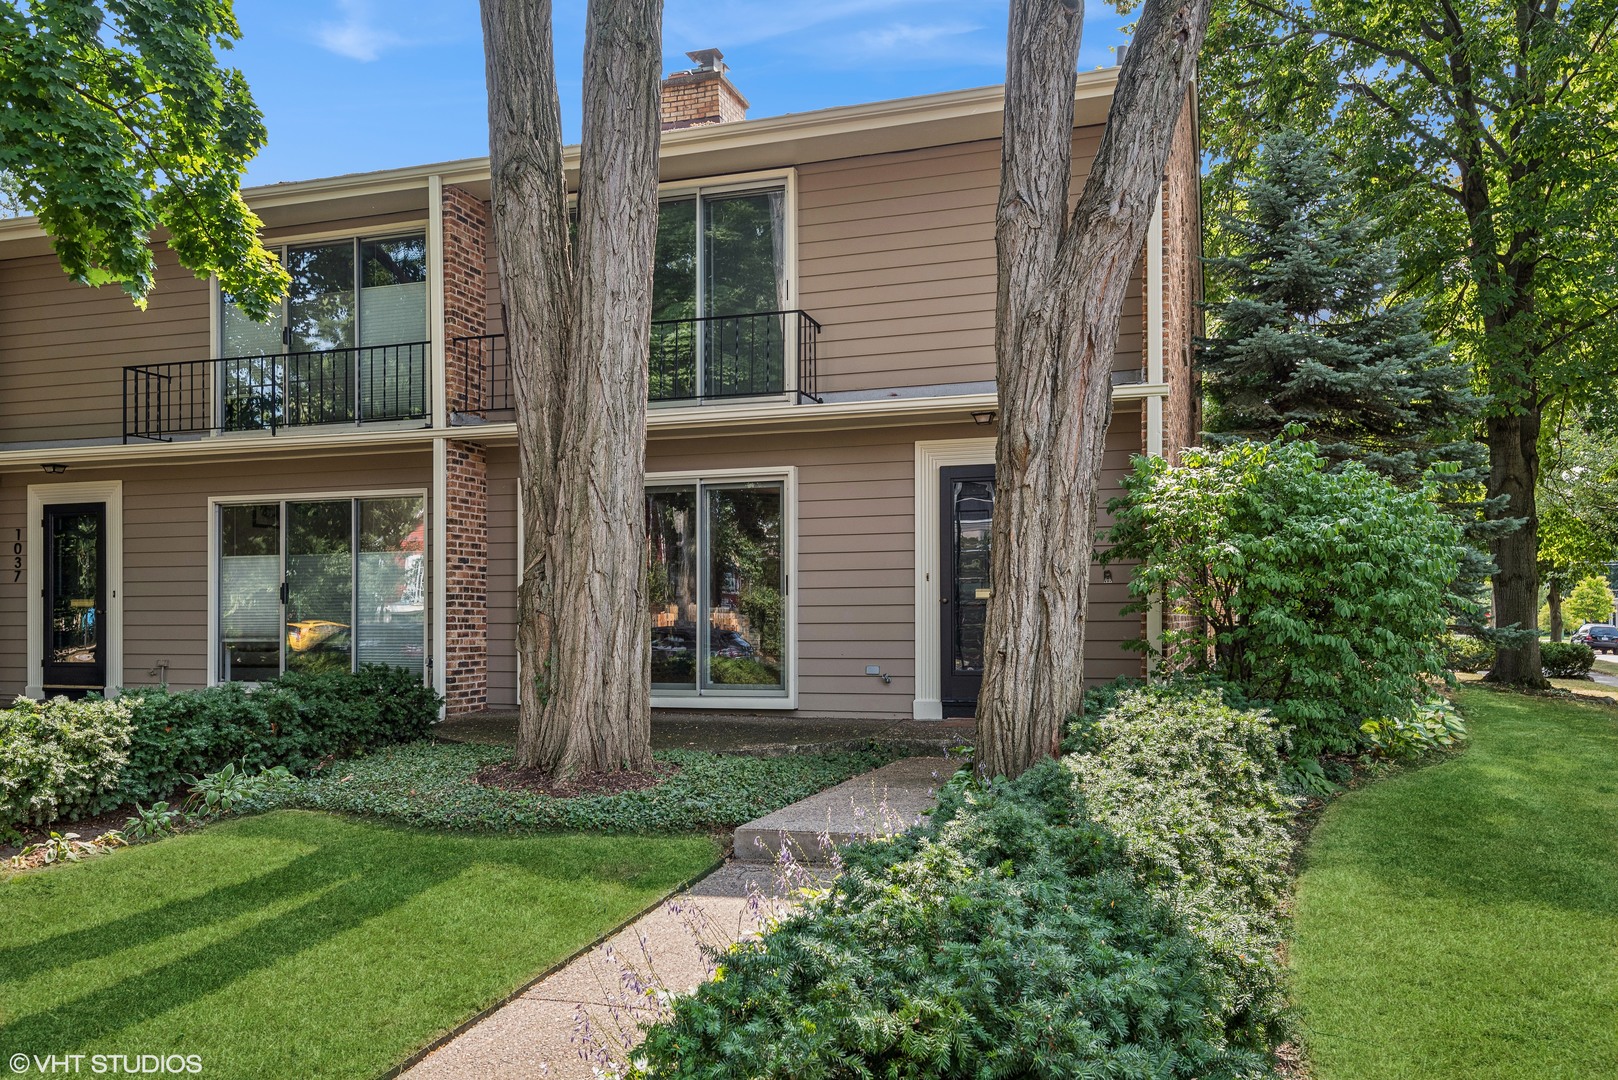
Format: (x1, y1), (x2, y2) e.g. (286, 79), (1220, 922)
(231, 1), (1132, 187)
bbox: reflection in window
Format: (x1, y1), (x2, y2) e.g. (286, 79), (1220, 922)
(646, 486), (698, 689)
(706, 483), (785, 689)
(649, 186), (788, 401)
(286, 501), (353, 674)
(217, 496), (426, 682)
(645, 479), (786, 695)
(218, 234), (429, 430)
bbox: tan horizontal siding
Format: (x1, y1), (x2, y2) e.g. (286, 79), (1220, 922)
(1, 210), (438, 445)
(473, 414), (1143, 720)
(798, 127), (1142, 398)
(0, 452), (430, 699)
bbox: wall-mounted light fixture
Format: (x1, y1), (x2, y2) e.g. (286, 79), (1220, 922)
(40, 463), (67, 475)
(1102, 568), (1114, 583)
(971, 410), (996, 425)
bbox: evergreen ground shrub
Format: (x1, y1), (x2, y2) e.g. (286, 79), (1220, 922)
(635, 685), (1293, 1079)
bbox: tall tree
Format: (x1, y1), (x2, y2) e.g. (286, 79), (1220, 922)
(480, 0), (661, 776)
(1201, 0), (1618, 687)
(975, 0), (1211, 779)
(0, 0), (286, 317)
(1201, 130), (1503, 617)
(1202, 130), (1479, 477)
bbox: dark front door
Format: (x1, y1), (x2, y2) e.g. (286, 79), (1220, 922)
(940, 465), (994, 716)
(42, 502), (107, 697)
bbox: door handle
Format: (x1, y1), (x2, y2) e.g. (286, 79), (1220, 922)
(940, 596), (950, 604)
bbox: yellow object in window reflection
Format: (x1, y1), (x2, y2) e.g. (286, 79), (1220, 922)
(287, 620), (349, 653)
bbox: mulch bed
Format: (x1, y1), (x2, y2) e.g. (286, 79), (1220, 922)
(2, 807), (133, 862)
(476, 760), (680, 799)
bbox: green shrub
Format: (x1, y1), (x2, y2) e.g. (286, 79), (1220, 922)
(635, 688), (1291, 1078)
(0, 696), (136, 827)
(1065, 685), (1295, 1034)
(1106, 437), (1464, 754)
(118, 666), (439, 806)
(1441, 632), (1495, 673)
(1541, 641), (1596, 678)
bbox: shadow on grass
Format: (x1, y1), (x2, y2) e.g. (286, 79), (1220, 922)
(0, 812), (703, 1062)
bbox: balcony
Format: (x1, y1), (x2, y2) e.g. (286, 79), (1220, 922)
(451, 310), (822, 417)
(124, 342), (431, 442)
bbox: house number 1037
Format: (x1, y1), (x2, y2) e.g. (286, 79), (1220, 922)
(13, 529), (21, 582)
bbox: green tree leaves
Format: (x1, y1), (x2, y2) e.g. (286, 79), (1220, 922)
(1106, 438), (1464, 754)
(0, 0), (288, 317)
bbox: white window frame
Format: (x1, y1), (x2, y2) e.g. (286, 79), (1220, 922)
(650, 169), (800, 407)
(207, 488), (430, 686)
(912, 438), (996, 721)
(26, 481), (124, 699)
(645, 465), (798, 711)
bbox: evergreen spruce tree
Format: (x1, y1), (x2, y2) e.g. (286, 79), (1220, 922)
(1201, 131), (1508, 623)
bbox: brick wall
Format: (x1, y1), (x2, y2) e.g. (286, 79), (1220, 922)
(1160, 86), (1206, 655)
(660, 69), (748, 130)
(445, 439), (489, 714)
(1160, 87), (1203, 467)
(442, 184), (490, 418)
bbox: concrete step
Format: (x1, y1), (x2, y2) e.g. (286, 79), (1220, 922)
(733, 754), (959, 864)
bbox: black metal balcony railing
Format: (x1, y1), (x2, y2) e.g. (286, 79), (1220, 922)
(452, 310), (822, 417)
(124, 342), (431, 442)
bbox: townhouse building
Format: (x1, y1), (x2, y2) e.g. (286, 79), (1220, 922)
(0, 52), (1200, 721)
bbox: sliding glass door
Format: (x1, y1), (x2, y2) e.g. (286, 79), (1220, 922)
(219, 233), (428, 431)
(646, 479), (786, 696)
(650, 185), (789, 402)
(218, 495), (426, 682)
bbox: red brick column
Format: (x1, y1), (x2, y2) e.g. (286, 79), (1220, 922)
(442, 184), (490, 418)
(445, 439), (488, 714)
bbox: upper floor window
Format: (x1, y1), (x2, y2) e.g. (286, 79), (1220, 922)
(221, 233), (428, 357)
(650, 184), (790, 402)
(218, 233), (429, 431)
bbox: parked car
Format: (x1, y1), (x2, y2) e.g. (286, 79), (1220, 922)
(1570, 623), (1618, 654)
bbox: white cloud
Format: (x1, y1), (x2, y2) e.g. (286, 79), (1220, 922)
(841, 20), (1001, 67)
(316, 0), (407, 62)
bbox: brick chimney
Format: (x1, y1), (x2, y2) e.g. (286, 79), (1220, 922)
(660, 48), (749, 131)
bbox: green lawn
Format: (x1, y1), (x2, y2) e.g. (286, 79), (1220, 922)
(1291, 688), (1618, 1079)
(0, 811), (718, 1079)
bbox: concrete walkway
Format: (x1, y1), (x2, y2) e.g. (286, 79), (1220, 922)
(735, 753), (958, 863)
(400, 756), (951, 1078)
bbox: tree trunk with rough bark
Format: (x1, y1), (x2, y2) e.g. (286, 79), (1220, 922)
(975, 0), (1210, 780)
(1547, 579), (1562, 643)
(480, 0), (661, 776)
(1483, 407), (1547, 686)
